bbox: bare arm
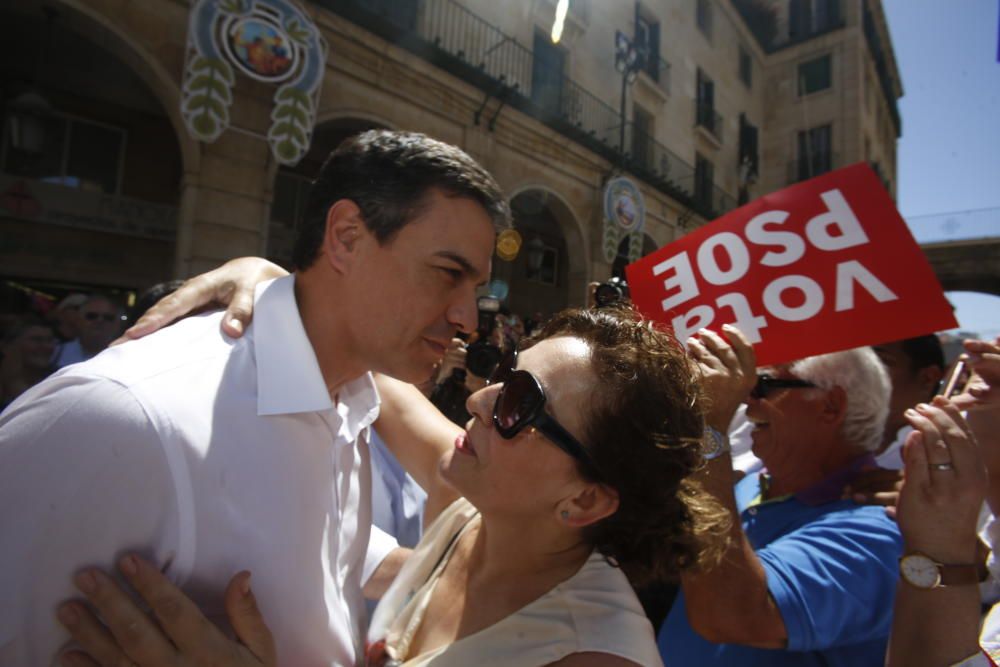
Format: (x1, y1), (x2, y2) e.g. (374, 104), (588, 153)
(373, 373), (462, 526)
(680, 326), (788, 647)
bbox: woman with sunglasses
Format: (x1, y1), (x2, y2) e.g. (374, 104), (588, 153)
(56, 263), (733, 667)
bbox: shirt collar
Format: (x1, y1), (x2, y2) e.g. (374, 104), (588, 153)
(759, 454), (878, 507)
(252, 274), (336, 416)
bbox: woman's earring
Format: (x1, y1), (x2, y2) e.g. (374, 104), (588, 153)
(560, 510), (570, 520)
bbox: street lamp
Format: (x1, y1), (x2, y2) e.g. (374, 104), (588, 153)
(614, 30), (643, 157)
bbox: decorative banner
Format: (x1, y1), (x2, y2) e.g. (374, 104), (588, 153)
(602, 218), (620, 263)
(603, 177), (645, 234)
(628, 231), (644, 263)
(496, 228), (522, 261)
(625, 163), (957, 367)
(183, 0), (327, 166)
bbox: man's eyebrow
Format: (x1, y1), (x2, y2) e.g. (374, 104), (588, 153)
(434, 251), (484, 282)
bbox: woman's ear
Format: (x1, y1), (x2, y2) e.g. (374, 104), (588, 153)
(557, 483), (619, 528)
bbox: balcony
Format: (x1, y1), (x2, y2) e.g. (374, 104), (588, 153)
(314, 0), (726, 219)
(787, 151), (838, 184)
(694, 102), (724, 145)
(640, 51), (671, 95)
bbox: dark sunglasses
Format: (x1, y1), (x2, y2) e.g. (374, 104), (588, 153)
(83, 312), (118, 323)
(750, 373), (817, 400)
(487, 348), (598, 473)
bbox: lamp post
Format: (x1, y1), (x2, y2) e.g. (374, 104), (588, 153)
(614, 30), (643, 159)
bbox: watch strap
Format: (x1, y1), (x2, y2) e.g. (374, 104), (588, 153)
(938, 563), (983, 587)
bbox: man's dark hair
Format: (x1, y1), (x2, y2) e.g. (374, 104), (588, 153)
(899, 334), (945, 372)
(292, 130), (510, 269)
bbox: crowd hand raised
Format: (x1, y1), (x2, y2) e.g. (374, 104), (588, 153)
(896, 397), (987, 560)
(950, 336), (1000, 414)
(114, 257), (288, 345)
(57, 554), (275, 667)
(687, 324), (757, 432)
(434, 338), (468, 385)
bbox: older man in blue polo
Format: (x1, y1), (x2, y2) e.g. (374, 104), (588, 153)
(661, 327), (903, 666)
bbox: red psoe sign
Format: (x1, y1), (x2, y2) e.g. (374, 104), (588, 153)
(625, 163), (957, 366)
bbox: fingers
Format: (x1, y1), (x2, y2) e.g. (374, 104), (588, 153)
(58, 649), (103, 667)
(61, 569), (177, 665)
(901, 429), (930, 489)
(221, 280), (255, 338)
(904, 404), (951, 468)
(225, 572), (277, 665)
(116, 555), (229, 659)
(119, 286), (200, 341)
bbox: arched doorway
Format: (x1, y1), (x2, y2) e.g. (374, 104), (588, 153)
(611, 233), (658, 279)
(492, 188), (580, 319)
(0, 2), (184, 313)
(266, 116), (389, 267)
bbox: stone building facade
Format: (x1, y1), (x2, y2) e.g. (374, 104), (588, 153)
(0, 0), (901, 318)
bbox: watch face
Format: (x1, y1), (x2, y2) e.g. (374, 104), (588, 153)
(900, 554), (941, 589)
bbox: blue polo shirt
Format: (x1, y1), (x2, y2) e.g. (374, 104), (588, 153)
(659, 459), (903, 666)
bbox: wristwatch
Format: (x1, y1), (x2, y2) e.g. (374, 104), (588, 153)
(702, 426), (731, 460)
(899, 552), (982, 589)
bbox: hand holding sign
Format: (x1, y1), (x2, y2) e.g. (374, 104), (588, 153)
(626, 164), (955, 366)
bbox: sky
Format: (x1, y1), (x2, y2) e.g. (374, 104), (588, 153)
(882, 0), (1000, 339)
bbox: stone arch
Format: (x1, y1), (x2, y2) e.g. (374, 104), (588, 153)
(611, 232), (658, 279)
(498, 185), (588, 315)
(51, 0), (199, 175)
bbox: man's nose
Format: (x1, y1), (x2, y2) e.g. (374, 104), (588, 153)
(447, 290), (478, 334)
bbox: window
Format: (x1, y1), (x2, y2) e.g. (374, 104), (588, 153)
(796, 124), (832, 180)
(632, 104), (654, 170)
(270, 169), (311, 227)
(789, 0), (841, 40)
(695, 68), (720, 139)
(531, 31), (566, 115)
(2, 113), (125, 194)
(635, 12), (661, 82)
(694, 152), (714, 208)
(798, 54), (831, 95)
(739, 46), (752, 88)
(696, 0), (713, 39)
(525, 239), (559, 286)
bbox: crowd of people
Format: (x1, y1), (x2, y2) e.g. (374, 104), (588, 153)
(0, 130), (998, 667)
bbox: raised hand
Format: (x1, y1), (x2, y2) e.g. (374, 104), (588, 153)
(687, 324), (757, 432)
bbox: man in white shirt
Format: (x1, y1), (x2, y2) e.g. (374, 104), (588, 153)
(0, 130), (508, 666)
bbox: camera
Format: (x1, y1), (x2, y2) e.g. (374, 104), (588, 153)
(594, 276), (630, 308)
(465, 295), (502, 379)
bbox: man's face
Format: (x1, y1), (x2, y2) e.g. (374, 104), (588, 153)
(872, 342), (941, 434)
(345, 190), (496, 383)
(79, 299), (121, 351)
(746, 365), (830, 480)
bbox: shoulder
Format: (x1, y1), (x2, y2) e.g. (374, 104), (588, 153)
(552, 555), (663, 666)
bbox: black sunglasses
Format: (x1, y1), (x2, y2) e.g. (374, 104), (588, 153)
(487, 348), (598, 473)
(750, 373), (817, 400)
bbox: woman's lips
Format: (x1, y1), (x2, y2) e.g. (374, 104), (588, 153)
(455, 433), (477, 457)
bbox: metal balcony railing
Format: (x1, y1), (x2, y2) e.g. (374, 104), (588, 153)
(318, 0), (726, 218)
(695, 102), (723, 143)
(787, 151), (838, 183)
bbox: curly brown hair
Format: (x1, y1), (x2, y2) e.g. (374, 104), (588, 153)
(524, 305), (730, 587)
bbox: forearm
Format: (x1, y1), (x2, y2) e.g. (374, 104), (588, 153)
(680, 453), (786, 646)
(372, 374), (461, 518)
(887, 539), (981, 667)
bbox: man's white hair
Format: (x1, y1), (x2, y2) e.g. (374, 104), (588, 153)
(790, 347), (891, 452)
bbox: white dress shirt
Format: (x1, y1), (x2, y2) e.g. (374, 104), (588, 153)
(0, 275), (380, 666)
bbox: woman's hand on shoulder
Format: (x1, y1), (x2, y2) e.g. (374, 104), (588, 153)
(57, 554), (275, 667)
(115, 257), (288, 344)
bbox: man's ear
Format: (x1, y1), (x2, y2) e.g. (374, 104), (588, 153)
(820, 384), (848, 427)
(557, 483), (619, 528)
(321, 200), (367, 273)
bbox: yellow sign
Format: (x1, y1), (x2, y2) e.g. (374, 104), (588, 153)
(496, 228), (522, 261)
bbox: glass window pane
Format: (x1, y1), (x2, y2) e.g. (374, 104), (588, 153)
(66, 120), (123, 193)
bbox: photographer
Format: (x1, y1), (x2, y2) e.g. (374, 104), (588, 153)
(429, 297), (504, 426)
